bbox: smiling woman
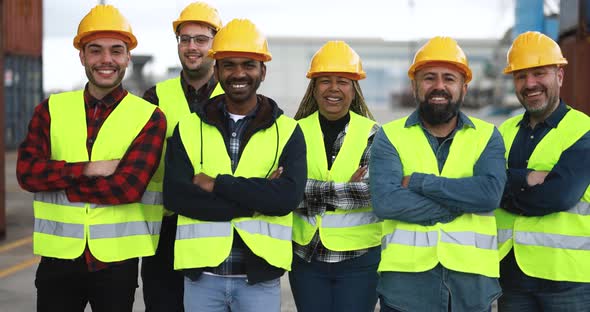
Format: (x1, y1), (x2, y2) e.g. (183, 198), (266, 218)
(291, 40), (381, 312)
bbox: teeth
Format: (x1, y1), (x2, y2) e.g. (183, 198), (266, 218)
(526, 91), (542, 97)
(327, 97), (341, 102)
(232, 84), (246, 89)
(97, 69), (114, 74)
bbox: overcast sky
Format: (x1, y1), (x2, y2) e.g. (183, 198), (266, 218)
(43, 0), (518, 91)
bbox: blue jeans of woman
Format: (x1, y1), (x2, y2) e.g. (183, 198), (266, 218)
(288, 247), (380, 312)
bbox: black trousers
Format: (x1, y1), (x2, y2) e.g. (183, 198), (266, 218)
(141, 215), (184, 312)
(35, 256), (138, 312)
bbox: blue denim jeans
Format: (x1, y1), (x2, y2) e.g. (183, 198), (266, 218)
(499, 250), (590, 312)
(288, 247), (380, 312)
(183, 274), (280, 312)
(378, 263), (500, 312)
(380, 297), (492, 312)
(498, 282), (590, 312)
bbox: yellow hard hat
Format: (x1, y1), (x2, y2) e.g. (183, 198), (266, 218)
(172, 2), (222, 33)
(503, 31), (567, 74)
(208, 18), (272, 62)
(306, 41), (366, 80)
(73, 5), (137, 50)
(408, 36), (472, 83)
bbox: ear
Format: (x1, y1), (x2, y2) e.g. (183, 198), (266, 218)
(461, 83), (468, 101)
(260, 63), (266, 82)
(79, 49), (85, 66)
(556, 67), (564, 87)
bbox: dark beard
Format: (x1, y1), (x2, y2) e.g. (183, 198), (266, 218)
(416, 89), (463, 125)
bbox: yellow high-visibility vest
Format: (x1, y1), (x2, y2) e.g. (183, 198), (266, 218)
(293, 111), (381, 251)
(33, 90), (161, 261)
(145, 77), (224, 218)
(496, 108), (590, 282)
(379, 116), (499, 277)
(174, 112), (297, 271)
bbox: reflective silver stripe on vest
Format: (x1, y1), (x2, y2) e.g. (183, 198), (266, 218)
(234, 220), (292, 241)
(498, 229), (513, 244)
(34, 218), (84, 239)
(176, 222), (232, 240)
(89, 221), (161, 239)
(382, 229), (497, 250)
(141, 191), (163, 205)
(382, 229), (438, 248)
(34, 191), (85, 208)
(35, 190), (160, 209)
(515, 231), (590, 250)
(294, 212), (317, 226)
(568, 201), (590, 216)
(440, 231), (497, 250)
(321, 211), (380, 228)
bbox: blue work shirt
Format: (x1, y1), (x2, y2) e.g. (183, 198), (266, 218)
(500, 100), (590, 291)
(370, 110), (506, 312)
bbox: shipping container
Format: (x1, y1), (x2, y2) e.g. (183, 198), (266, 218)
(559, 0), (590, 116)
(2, 0), (42, 56)
(559, 0), (580, 37)
(559, 35), (590, 116)
(4, 54), (42, 149)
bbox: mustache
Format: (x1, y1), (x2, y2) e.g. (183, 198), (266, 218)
(184, 51), (203, 57)
(92, 64), (119, 70)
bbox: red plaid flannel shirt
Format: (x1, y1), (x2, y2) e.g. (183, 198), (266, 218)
(17, 84), (166, 271)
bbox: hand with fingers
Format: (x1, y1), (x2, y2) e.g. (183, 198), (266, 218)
(350, 165), (368, 182)
(268, 167), (283, 180)
(527, 170), (549, 187)
(83, 159), (120, 177)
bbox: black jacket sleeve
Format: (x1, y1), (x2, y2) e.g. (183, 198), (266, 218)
(213, 125), (307, 217)
(163, 126), (254, 221)
(142, 85), (159, 105)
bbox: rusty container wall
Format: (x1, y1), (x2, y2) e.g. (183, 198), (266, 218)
(558, 0), (590, 116)
(560, 36), (590, 115)
(3, 0), (42, 56)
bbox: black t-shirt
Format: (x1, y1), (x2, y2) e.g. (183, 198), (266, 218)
(319, 112), (350, 169)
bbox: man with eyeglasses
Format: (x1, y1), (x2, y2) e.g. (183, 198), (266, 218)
(140, 2), (223, 311)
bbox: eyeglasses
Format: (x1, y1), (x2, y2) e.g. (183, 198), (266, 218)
(176, 34), (213, 47)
